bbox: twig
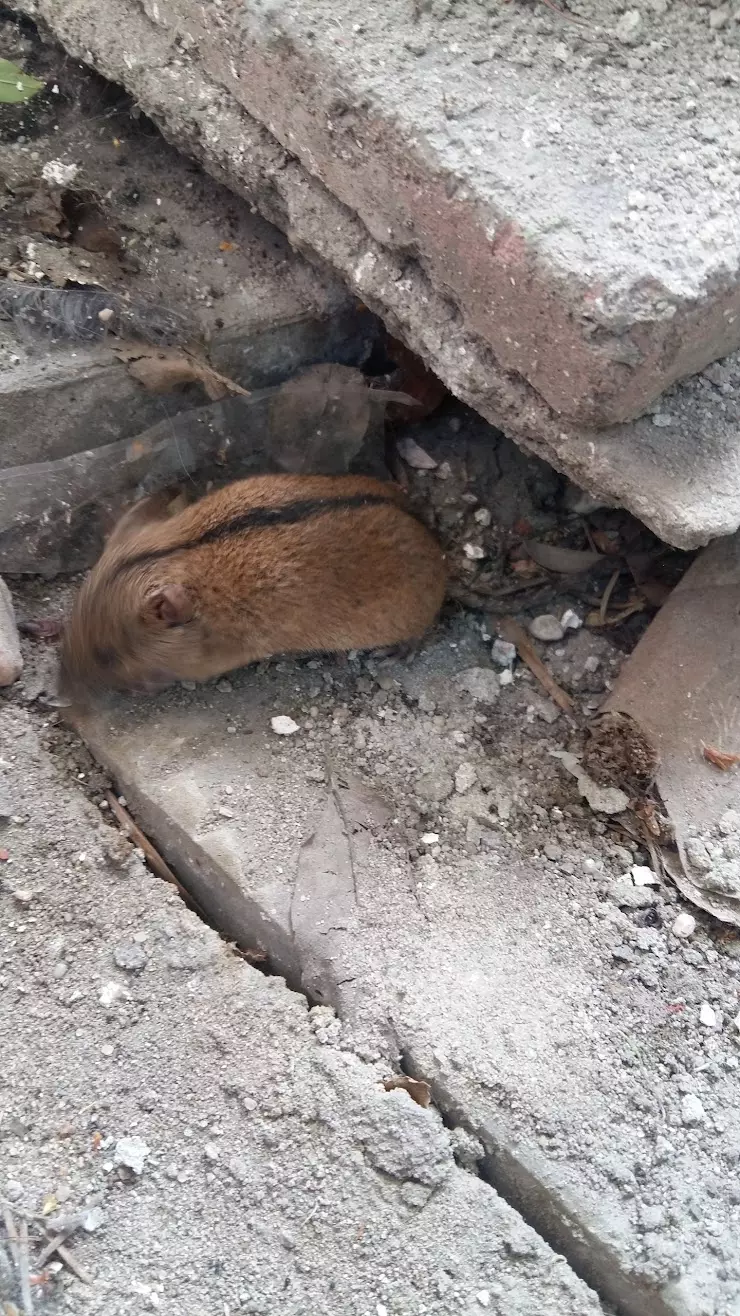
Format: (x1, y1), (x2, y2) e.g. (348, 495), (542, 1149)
(54, 1241), (92, 1285)
(598, 567), (621, 625)
(499, 617), (574, 714)
(105, 791), (205, 917)
(2, 1202), (20, 1268)
(18, 1218), (34, 1316)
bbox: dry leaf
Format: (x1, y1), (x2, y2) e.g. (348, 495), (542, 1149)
(384, 334), (448, 422)
(115, 344), (249, 401)
(20, 237), (110, 288)
(524, 541), (602, 574)
(702, 744), (740, 772)
(383, 1075), (432, 1108)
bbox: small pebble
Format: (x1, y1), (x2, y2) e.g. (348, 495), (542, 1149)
(12, 889), (34, 907)
(421, 833), (440, 846)
(113, 1136), (150, 1174)
(0, 578), (23, 687)
(99, 981), (124, 1007)
(217, 806), (234, 819)
(699, 1002), (717, 1029)
(491, 639), (516, 668)
(476, 1295), (491, 1310)
(271, 715), (299, 736)
(631, 865), (659, 887)
(203, 1143), (219, 1162)
(584, 655), (600, 674)
(529, 614), (564, 643)
(672, 912), (696, 939)
(560, 608), (582, 631)
(474, 507), (492, 527)
(101, 1043), (115, 1058)
(114, 942), (147, 973)
(544, 841), (561, 862)
(499, 669), (514, 687)
(454, 763), (478, 795)
(680, 1094), (705, 1127)
(463, 542), (485, 560)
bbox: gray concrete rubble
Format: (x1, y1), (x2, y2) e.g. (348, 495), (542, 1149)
(601, 531), (740, 927)
(63, 613), (740, 1316)
(0, 706), (603, 1316)
(17, 0), (740, 547)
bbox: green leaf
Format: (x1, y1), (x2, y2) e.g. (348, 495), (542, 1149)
(0, 57), (45, 105)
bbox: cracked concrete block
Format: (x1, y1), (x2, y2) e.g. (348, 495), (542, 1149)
(0, 707), (605, 1316)
(17, 0), (740, 545)
(69, 627), (740, 1316)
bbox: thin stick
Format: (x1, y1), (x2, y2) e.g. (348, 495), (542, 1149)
(599, 567), (621, 625)
(18, 1218), (34, 1316)
(105, 791), (205, 915)
(499, 618), (574, 714)
(55, 1241), (92, 1285)
(2, 1202), (20, 1268)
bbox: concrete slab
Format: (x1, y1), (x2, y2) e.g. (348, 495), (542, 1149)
(60, 610), (740, 1316)
(18, 0), (740, 548)
(0, 704), (604, 1316)
(24, 0), (740, 429)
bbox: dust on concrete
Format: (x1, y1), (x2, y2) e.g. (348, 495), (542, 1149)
(0, 705), (606, 1316)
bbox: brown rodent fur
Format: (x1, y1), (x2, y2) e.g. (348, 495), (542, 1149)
(60, 473), (447, 695)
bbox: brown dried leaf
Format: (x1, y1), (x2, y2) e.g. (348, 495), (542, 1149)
(524, 540), (602, 574)
(702, 744), (740, 772)
(384, 334), (448, 422)
(115, 344), (249, 401)
(383, 1075), (432, 1108)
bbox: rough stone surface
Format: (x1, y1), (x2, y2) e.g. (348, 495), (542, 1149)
(47, 610), (740, 1316)
(0, 577), (22, 686)
(0, 705), (602, 1316)
(16, 0), (740, 548)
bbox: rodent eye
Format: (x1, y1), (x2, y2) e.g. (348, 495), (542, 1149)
(94, 645), (117, 669)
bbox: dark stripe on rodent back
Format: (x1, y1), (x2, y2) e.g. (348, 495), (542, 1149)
(112, 492), (403, 575)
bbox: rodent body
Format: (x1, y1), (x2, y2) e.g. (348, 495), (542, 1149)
(61, 472), (447, 694)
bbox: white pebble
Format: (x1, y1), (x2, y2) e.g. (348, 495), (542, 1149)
(734, 1012), (740, 1033)
(631, 865), (659, 887)
(271, 715), (300, 736)
(476, 1295), (491, 1310)
(454, 763), (478, 795)
(463, 542), (485, 560)
(499, 669), (514, 687)
(474, 507), (492, 526)
(672, 912), (696, 939)
(203, 1143), (219, 1162)
(528, 614), (564, 642)
(699, 1002), (717, 1029)
(421, 833), (440, 846)
(560, 608), (582, 631)
(114, 1136), (150, 1174)
(101, 1043), (115, 1057)
(491, 639), (516, 668)
(12, 889), (34, 907)
(99, 981), (124, 1008)
(680, 1093), (705, 1127)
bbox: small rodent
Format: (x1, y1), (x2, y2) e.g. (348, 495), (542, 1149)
(60, 472), (447, 695)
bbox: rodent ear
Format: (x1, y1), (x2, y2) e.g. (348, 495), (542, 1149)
(143, 583), (194, 627)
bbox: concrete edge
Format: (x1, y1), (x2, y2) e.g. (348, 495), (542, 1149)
(20, 0), (740, 550)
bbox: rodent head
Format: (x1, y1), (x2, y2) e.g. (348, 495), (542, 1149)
(60, 562), (203, 697)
